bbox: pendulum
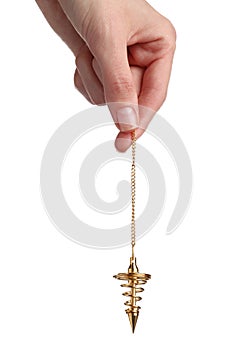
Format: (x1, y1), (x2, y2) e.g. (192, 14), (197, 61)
(114, 130), (151, 333)
(113, 130), (151, 333)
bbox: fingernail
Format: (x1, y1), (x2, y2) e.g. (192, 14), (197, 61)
(116, 107), (138, 131)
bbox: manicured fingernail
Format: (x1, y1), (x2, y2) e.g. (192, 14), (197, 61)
(116, 107), (138, 131)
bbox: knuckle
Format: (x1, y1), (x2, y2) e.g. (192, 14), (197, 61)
(161, 19), (177, 53)
(73, 70), (94, 103)
(75, 44), (88, 69)
(74, 69), (81, 90)
(155, 17), (176, 54)
(111, 78), (135, 96)
(166, 19), (177, 39)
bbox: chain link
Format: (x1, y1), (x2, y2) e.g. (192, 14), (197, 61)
(131, 130), (136, 251)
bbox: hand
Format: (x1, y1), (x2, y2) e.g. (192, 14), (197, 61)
(36, 0), (176, 151)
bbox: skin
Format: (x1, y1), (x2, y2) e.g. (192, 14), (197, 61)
(36, 0), (176, 152)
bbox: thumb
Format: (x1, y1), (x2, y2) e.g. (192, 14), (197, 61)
(96, 43), (139, 132)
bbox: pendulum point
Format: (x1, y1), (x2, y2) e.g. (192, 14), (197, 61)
(128, 312), (139, 333)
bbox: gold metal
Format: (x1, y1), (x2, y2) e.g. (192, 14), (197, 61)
(114, 130), (151, 333)
(114, 256), (151, 333)
(131, 129), (136, 258)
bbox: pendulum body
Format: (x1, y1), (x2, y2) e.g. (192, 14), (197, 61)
(113, 253), (151, 333)
(114, 130), (151, 333)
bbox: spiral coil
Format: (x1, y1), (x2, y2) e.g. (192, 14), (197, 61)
(115, 272), (151, 313)
(114, 256), (151, 332)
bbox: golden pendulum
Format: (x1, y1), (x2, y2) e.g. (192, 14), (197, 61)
(113, 130), (151, 333)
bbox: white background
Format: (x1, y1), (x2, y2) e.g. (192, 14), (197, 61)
(1, 0), (233, 349)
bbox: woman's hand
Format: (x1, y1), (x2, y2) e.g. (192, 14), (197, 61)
(36, 0), (176, 151)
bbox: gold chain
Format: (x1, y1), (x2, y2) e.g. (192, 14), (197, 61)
(131, 130), (136, 258)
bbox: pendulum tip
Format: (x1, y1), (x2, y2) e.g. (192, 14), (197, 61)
(128, 312), (139, 333)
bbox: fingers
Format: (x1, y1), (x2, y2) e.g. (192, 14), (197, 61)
(74, 69), (92, 103)
(75, 47), (105, 104)
(114, 24), (176, 153)
(114, 54), (174, 152)
(115, 107), (155, 152)
(130, 66), (144, 96)
(138, 54), (175, 112)
(92, 61), (144, 101)
(92, 58), (102, 83)
(128, 25), (176, 114)
(92, 40), (139, 132)
(92, 58), (146, 153)
(114, 66), (146, 152)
